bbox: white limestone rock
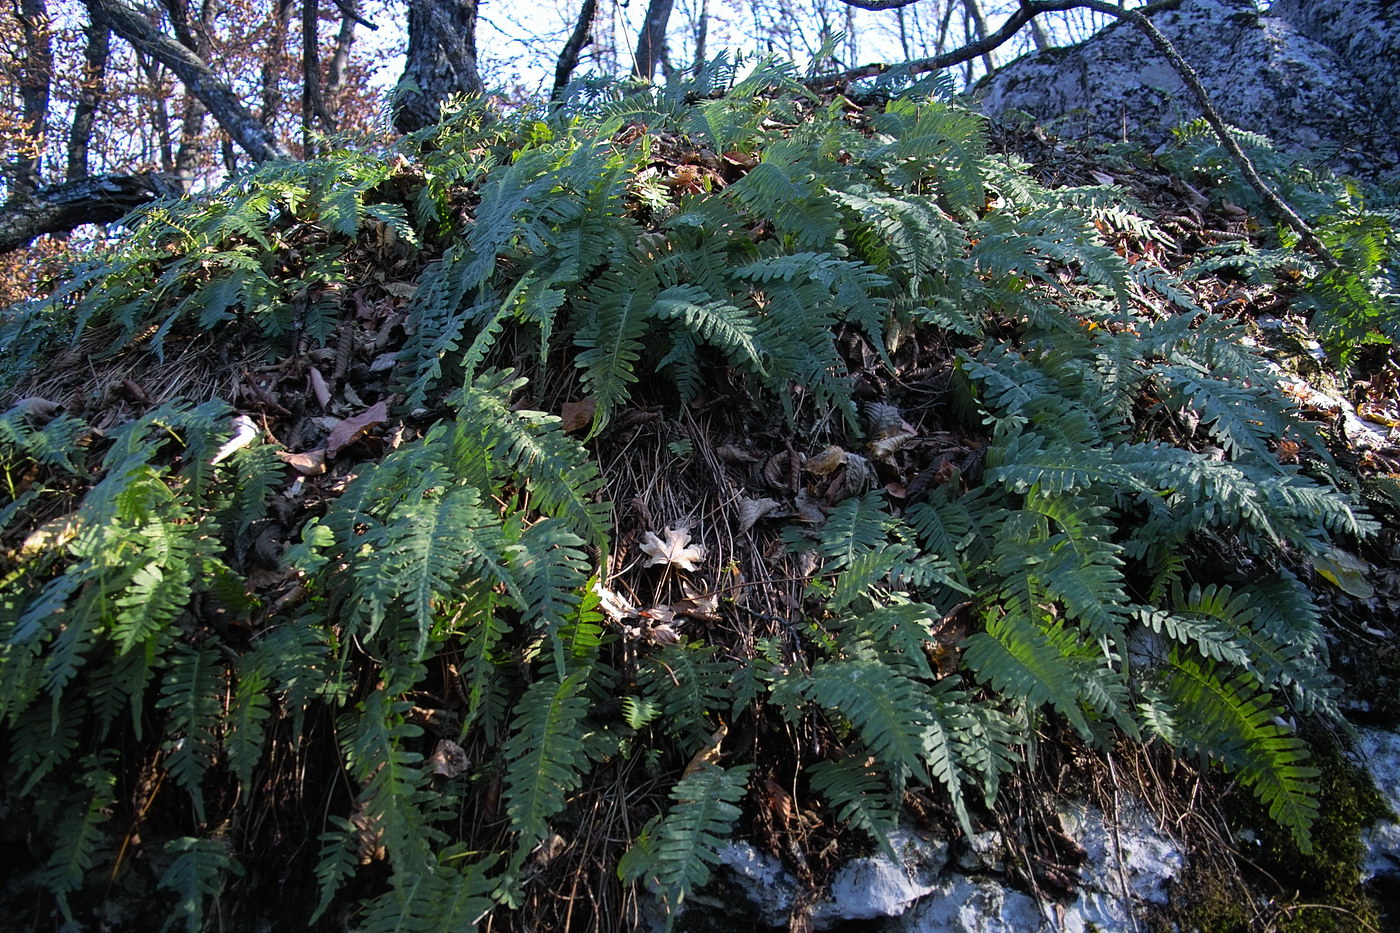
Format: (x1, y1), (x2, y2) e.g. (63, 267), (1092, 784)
(1057, 799), (1184, 931)
(975, 0), (1398, 176)
(809, 828), (950, 926)
(1353, 728), (1400, 885)
(897, 875), (1053, 933)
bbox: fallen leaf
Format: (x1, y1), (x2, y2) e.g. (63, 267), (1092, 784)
(1089, 170), (1116, 186)
(427, 739), (470, 779)
(369, 352), (398, 373)
(639, 527), (707, 571)
(866, 402), (919, 461)
(675, 581), (721, 622)
(593, 581), (639, 623)
(717, 445), (759, 464)
(804, 444), (848, 476)
(382, 281), (418, 299)
(532, 833), (567, 868)
(738, 496), (780, 532)
(1312, 548), (1373, 599)
(325, 401), (387, 457)
(211, 414), (261, 465)
(308, 367), (332, 410)
(560, 398), (596, 433)
(793, 489), (826, 524)
(277, 448), (328, 475)
(681, 722), (729, 780)
(11, 396), (60, 425)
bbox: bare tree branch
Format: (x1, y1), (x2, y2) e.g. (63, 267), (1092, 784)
(84, 0), (290, 162)
(837, 0), (921, 9)
(553, 0), (598, 99)
(0, 173), (173, 254)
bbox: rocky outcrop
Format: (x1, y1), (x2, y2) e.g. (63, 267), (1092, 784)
(1270, 0), (1400, 130)
(1355, 729), (1400, 889)
(974, 0), (1400, 177)
(674, 799), (1184, 932)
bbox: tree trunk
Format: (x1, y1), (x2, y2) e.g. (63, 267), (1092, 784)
(15, 0), (53, 199)
(553, 0), (598, 99)
(68, 10), (111, 182)
(962, 0), (995, 74)
(394, 0), (482, 134)
(632, 0), (675, 80)
(325, 2), (358, 104)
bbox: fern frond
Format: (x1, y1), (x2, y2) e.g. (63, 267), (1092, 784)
(503, 671), (591, 856)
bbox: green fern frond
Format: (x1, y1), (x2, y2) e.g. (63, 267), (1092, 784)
(620, 763), (752, 925)
(1154, 654), (1319, 852)
(503, 671), (591, 856)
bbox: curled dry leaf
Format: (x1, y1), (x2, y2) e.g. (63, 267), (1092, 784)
(638, 526), (707, 571)
(804, 444), (848, 476)
(717, 444), (758, 464)
(211, 414), (261, 465)
(12, 396), (61, 425)
(681, 722), (729, 780)
(427, 739), (470, 779)
(560, 397), (596, 434)
(675, 581), (721, 621)
(325, 400), (387, 457)
(277, 448), (328, 475)
(738, 496), (780, 532)
(866, 402), (919, 461)
(793, 489), (826, 524)
(308, 367), (332, 410)
(593, 581), (640, 622)
(533, 833), (568, 868)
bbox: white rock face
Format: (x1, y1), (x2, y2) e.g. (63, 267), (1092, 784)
(809, 829), (950, 926)
(1271, 0), (1400, 131)
(1057, 800), (1185, 930)
(897, 875), (1050, 933)
(1353, 729), (1400, 885)
(975, 0), (1399, 176)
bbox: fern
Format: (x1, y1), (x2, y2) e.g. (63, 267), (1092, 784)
(503, 671), (591, 858)
(155, 644), (224, 821)
(619, 764), (752, 925)
(158, 836), (243, 933)
(1151, 654), (1319, 851)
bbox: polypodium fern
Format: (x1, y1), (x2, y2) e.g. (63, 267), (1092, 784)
(618, 763), (753, 926)
(502, 670), (592, 861)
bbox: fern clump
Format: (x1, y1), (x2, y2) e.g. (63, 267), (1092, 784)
(0, 59), (1376, 929)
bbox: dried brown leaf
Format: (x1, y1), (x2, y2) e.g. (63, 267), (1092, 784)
(325, 400), (387, 457)
(276, 448), (327, 475)
(560, 398), (596, 434)
(639, 527), (707, 571)
(804, 444), (848, 476)
(308, 367), (332, 410)
(427, 739), (470, 779)
(717, 444), (758, 464)
(681, 723), (729, 780)
(737, 496), (780, 532)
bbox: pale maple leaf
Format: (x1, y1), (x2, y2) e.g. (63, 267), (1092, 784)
(638, 527), (707, 571)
